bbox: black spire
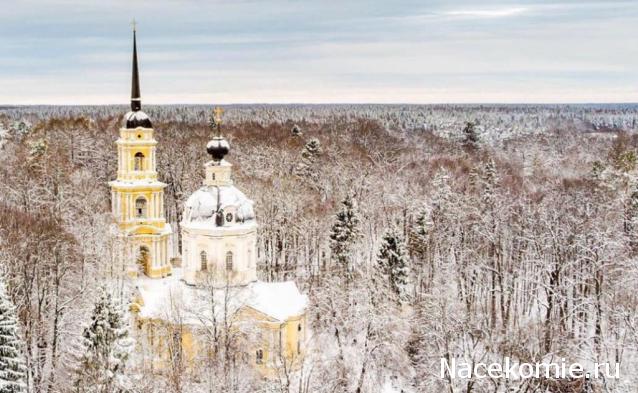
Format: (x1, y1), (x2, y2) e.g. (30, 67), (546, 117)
(124, 21), (152, 129)
(131, 25), (141, 111)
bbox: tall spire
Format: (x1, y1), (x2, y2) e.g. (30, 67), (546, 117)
(131, 20), (141, 111)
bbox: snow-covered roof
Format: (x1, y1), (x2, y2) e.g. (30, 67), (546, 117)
(134, 268), (307, 324)
(247, 281), (308, 322)
(108, 179), (166, 188)
(124, 110), (152, 129)
(207, 138), (230, 151)
(183, 185), (255, 226)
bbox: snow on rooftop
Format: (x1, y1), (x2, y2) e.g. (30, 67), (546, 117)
(248, 281), (308, 322)
(135, 268), (307, 324)
(207, 138), (230, 150)
(124, 110), (150, 121)
(108, 180), (166, 188)
(183, 185), (256, 224)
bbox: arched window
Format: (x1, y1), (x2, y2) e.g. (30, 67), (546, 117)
(135, 197), (147, 218)
(200, 251), (207, 271)
(134, 152), (145, 171)
(256, 349), (263, 364)
(225, 251), (233, 271)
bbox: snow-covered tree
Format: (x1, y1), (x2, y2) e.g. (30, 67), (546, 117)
(462, 121), (479, 150)
(302, 138), (321, 157)
(0, 279), (26, 393)
(376, 228), (409, 302)
(28, 138), (47, 159)
(481, 158), (499, 206)
(625, 183), (638, 254)
(74, 289), (133, 393)
(431, 170), (453, 215)
(294, 138), (322, 183)
(410, 204), (432, 248)
(408, 204), (433, 296)
(329, 194), (361, 278)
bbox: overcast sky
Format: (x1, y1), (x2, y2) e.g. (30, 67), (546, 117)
(1, 0), (636, 104)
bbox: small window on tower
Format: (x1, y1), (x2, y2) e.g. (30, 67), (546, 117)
(211, 173), (215, 180)
(256, 349), (263, 364)
(200, 251), (207, 271)
(225, 251), (233, 271)
(134, 152), (145, 171)
(135, 197), (147, 218)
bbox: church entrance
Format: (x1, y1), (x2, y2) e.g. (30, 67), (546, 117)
(137, 245), (150, 275)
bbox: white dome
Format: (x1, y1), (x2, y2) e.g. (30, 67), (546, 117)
(183, 185), (255, 225)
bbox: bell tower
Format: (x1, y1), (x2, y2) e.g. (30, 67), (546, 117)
(109, 25), (172, 278)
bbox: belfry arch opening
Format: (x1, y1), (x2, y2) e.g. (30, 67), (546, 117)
(134, 152), (145, 171)
(135, 197), (147, 218)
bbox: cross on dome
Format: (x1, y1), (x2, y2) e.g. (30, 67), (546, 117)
(213, 106), (224, 125)
(207, 106), (230, 161)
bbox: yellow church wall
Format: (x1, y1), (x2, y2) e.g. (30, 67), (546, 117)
(235, 306), (307, 375)
(111, 186), (166, 229)
(282, 314), (305, 359)
(135, 318), (198, 371)
(115, 130), (159, 180)
(133, 305), (307, 378)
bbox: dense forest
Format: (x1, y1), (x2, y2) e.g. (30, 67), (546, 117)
(1, 104), (638, 393)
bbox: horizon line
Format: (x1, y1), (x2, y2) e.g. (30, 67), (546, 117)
(2, 102), (638, 107)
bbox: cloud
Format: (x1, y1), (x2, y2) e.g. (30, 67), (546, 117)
(442, 7), (529, 19)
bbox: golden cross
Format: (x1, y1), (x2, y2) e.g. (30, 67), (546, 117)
(213, 106), (224, 123)
(131, 18), (137, 32)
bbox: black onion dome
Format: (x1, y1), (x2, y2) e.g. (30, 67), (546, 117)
(207, 136), (230, 161)
(125, 110), (153, 129)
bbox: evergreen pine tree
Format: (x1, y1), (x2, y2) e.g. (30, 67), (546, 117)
(481, 158), (499, 206)
(294, 138), (322, 182)
(408, 204), (432, 260)
(0, 279), (26, 393)
(291, 124), (302, 136)
(329, 194), (361, 277)
(74, 289), (133, 393)
(302, 138), (321, 156)
(462, 121), (479, 150)
(376, 228), (409, 302)
(626, 183), (638, 253)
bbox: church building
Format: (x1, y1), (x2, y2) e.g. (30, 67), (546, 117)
(109, 27), (308, 376)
